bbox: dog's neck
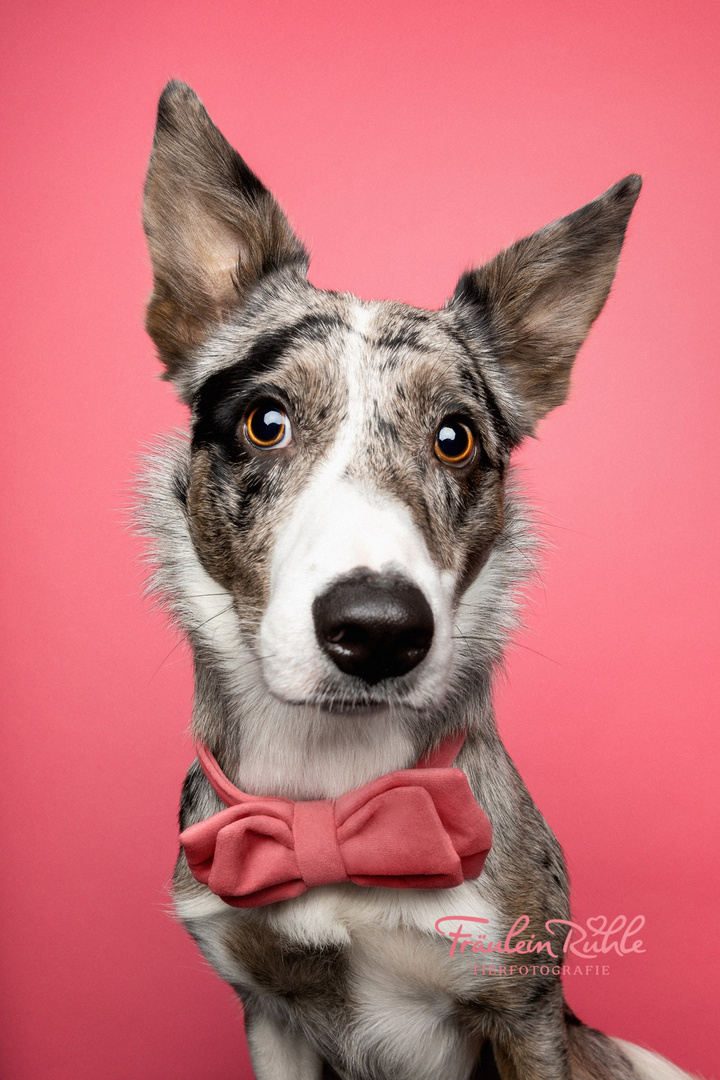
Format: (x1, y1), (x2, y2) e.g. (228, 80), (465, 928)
(190, 652), (497, 801)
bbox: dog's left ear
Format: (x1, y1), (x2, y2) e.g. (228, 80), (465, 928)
(451, 176), (642, 440)
(143, 81), (308, 387)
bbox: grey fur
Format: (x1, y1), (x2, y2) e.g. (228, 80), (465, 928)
(138, 83), (688, 1080)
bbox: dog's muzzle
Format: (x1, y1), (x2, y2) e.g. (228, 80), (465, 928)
(312, 569), (434, 685)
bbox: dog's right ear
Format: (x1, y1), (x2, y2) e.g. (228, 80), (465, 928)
(450, 176), (642, 442)
(143, 82), (308, 384)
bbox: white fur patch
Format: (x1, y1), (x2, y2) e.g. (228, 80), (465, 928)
(265, 879), (500, 948)
(176, 551), (243, 663)
(349, 975), (478, 1080)
(232, 701), (417, 799)
(246, 1012), (322, 1080)
(174, 888), (234, 922)
(613, 1039), (697, 1080)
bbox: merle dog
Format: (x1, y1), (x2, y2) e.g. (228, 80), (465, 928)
(140, 81), (690, 1080)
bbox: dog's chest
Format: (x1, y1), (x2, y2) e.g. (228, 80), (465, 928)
(178, 880), (500, 1074)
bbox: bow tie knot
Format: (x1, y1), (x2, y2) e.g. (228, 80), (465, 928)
(293, 800), (345, 887)
(180, 737), (492, 908)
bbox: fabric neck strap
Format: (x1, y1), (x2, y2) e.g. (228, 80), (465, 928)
(196, 729), (467, 807)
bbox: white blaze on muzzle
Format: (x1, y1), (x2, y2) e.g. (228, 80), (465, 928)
(258, 474), (455, 705)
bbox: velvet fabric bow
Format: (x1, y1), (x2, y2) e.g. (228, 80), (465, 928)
(180, 733), (492, 908)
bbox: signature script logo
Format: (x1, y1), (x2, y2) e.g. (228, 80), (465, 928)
(435, 915), (646, 960)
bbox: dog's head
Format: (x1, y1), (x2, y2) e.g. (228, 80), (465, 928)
(143, 82), (640, 717)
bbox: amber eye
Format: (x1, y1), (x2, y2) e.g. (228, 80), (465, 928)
(244, 400), (293, 449)
(434, 417), (476, 467)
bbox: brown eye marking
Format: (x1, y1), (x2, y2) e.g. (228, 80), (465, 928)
(434, 416), (477, 468)
(244, 399), (293, 449)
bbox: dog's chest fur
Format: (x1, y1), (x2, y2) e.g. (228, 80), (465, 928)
(176, 863), (507, 1079)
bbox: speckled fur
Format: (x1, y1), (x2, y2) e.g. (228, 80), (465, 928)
(137, 82), (691, 1080)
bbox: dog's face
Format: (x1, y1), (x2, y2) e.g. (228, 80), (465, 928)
(143, 82), (640, 717)
(186, 288), (509, 711)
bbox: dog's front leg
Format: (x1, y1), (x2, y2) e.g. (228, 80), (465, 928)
(481, 985), (572, 1080)
(244, 1000), (323, 1080)
(492, 1020), (571, 1080)
(492, 1033), (571, 1080)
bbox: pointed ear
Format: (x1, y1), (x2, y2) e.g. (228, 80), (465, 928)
(143, 81), (308, 380)
(451, 176), (642, 438)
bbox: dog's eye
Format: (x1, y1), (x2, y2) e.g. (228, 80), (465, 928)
(434, 417), (476, 467)
(244, 400), (293, 449)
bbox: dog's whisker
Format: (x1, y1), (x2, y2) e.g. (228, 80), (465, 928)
(148, 605), (238, 681)
(149, 636), (189, 682)
(453, 632), (561, 666)
(183, 592), (235, 599)
(187, 604), (235, 633)
(241, 653), (272, 666)
(533, 520), (586, 536)
(502, 534), (543, 578)
(512, 642), (562, 665)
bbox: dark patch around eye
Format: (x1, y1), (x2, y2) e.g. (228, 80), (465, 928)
(440, 324), (516, 453)
(192, 313), (348, 451)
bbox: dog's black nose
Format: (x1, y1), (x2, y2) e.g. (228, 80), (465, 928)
(312, 570), (434, 685)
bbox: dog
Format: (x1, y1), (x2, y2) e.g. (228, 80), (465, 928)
(139, 81), (693, 1080)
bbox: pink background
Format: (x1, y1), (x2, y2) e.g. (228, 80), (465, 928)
(1, 2), (718, 1077)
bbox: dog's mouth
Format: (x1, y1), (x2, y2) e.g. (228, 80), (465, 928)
(267, 667), (444, 715)
(306, 694), (400, 715)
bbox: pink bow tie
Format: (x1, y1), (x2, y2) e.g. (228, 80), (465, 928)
(180, 732), (492, 908)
